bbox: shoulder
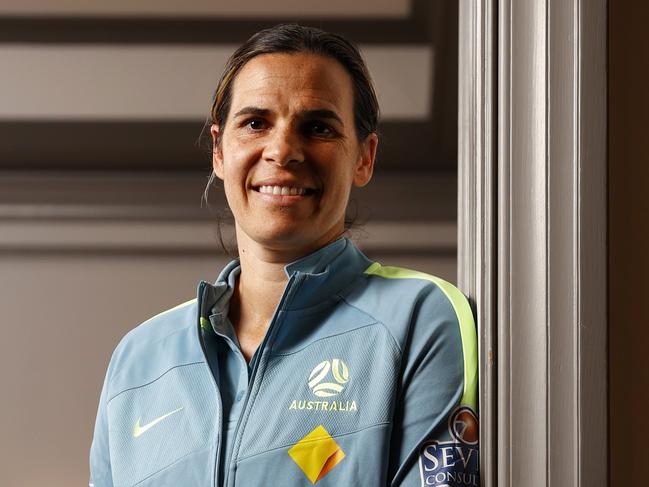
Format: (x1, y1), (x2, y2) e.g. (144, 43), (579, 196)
(355, 262), (478, 411)
(104, 298), (203, 401)
(344, 262), (477, 385)
(364, 262), (469, 304)
(119, 298), (198, 344)
(346, 262), (474, 336)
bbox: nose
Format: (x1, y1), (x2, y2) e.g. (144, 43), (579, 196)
(262, 125), (304, 166)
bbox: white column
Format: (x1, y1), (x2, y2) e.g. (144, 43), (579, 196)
(458, 1), (607, 486)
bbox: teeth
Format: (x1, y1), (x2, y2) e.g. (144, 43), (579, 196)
(258, 186), (307, 196)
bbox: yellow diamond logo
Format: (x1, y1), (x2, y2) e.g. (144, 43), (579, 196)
(288, 425), (346, 484)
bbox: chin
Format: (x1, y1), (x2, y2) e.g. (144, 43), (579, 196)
(237, 219), (344, 255)
(253, 230), (314, 249)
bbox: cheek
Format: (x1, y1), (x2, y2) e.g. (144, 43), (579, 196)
(228, 140), (259, 161)
(220, 142), (258, 182)
(319, 161), (357, 196)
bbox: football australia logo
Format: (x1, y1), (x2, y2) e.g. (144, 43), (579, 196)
(288, 358), (358, 413)
(308, 359), (349, 397)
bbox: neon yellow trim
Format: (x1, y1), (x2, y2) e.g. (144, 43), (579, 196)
(146, 298), (197, 323)
(364, 263), (478, 410)
(199, 316), (211, 330)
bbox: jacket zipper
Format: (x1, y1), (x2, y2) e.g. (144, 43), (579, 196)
(223, 273), (305, 487)
(196, 281), (224, 487)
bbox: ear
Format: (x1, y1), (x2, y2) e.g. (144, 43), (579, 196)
(210, 124), (225, 180)
(352, 133), (378, 187)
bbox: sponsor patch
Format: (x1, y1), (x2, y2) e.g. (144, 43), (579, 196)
(288, 425), (345, 484)
(418, 406), (480, 486)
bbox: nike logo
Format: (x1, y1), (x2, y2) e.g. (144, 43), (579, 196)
(133, 406), (184, 438)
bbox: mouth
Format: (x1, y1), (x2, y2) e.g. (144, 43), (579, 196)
(253, 185), (317, 196)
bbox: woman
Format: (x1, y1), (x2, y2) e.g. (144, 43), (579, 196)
(90, 24), (478, 487)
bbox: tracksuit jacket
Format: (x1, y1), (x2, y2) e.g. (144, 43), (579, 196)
(90, 238), (479, 487)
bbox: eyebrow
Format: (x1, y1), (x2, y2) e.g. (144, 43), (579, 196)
(232, 106), (344, 125)
(232, 107), (272, 118)
(301, 109), (344, 126)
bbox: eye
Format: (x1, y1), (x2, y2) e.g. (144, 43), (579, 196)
(306, 121), (335, 137)
(244, 118), (266, 130)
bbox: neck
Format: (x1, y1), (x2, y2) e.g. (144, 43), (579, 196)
(228, 224), (345, 361)
(229, 242), (287, 337)
(227, 240), (288, 362)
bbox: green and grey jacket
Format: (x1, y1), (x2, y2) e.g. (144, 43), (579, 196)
(90, 238), (479, 487)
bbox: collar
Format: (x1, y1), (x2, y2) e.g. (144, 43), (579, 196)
(283, 236), (348, 277)
(197, 237), (373, 326)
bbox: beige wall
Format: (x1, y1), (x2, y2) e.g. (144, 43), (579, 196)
(0, 45), (432, 120)
(609, 2), (649, 485)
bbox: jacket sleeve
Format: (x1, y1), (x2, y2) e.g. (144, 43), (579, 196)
(388, 282), (479, 487)
(89, 362), (114, 487)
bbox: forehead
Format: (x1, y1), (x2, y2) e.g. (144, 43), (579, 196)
(229, 52), (355, 117)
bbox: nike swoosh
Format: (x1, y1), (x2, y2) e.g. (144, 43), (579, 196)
(133, 406), (184, 438)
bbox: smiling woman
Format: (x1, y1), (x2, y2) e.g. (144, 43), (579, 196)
(211, 51), (376, 260)
(89, 24), (478, 487)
